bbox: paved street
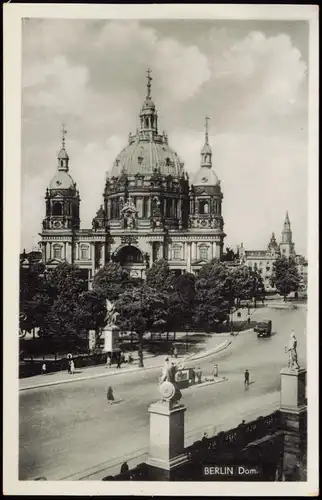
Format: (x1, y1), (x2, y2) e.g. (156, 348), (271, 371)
(19, 306), (306, 481)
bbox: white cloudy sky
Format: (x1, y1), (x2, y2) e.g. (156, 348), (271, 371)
(21, 18), (308, 256)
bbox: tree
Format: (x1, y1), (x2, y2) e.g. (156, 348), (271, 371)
(37, 263), (90, 349)
(167, 272), (196, 332)
(114, 284), (168, 367)
(75, 289), (107, 345)
(230, 266), (265, 308)
(193, 262), (232, 330)
(270, 256), (301, 301)
(146, 259), (174, 293)
(92, 262), (131, 301)
(20, 263), (46, 334)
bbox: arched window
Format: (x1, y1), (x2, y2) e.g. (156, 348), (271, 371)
(199, 200), (209, 215)
(80, 245), (89, 260)
(199, 244), (209, 261)
(173, 244), (182, 260)
(52, 202), (62, 216)
(53, 245), (62, 259)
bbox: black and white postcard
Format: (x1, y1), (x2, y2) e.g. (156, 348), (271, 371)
(3, 3), (319, 497)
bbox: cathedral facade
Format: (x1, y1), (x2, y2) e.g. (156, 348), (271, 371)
(39, 73), (226, 283)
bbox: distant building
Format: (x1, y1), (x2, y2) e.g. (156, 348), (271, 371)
(238, 212), (308, 291)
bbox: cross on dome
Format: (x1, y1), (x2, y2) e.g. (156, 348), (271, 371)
(205, 116), (210, 144)
(61, 123), (67, 149)
(146, 68), (152, 98)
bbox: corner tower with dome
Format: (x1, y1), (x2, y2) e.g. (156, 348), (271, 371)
(39, 71), (226, 282)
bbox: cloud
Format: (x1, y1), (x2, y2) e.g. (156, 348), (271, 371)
(209, 31), (307, 124)
(21, 20), (308, 257)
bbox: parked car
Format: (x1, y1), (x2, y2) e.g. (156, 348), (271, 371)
(254, 320), (272, 337)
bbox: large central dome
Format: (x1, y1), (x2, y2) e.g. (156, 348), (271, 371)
(111, 134), (184, 177)
(110, 70), (184, 178)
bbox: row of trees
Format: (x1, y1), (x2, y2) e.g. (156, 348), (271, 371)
(20, 255), (301, 356)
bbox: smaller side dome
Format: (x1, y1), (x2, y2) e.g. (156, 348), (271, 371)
(193, 168), (219, 186)
(49, 172), (76, 190)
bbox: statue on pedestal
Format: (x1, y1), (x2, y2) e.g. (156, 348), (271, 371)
(285, 331), (300, 369)
(104, 299), (118, 328)
(159, 357), (184, 404)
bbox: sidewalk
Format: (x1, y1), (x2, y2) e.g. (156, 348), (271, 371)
(19, 354), (165, 391)
(19, 335), (235, 391)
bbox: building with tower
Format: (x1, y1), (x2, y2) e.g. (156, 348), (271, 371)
(238, 211), (308, 291)
(38, 71), (226, 284)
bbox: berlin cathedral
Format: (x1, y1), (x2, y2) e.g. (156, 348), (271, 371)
(39, 71), (226, 283)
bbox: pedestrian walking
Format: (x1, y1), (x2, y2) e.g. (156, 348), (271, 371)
(41, 363), (46, 375)
(70, 360), (75, 375)
(244, 369), (250, 386)
(196, 367), (202, 384)
(174, 346), (178, 359)
(121, 352), (126, 364)
(106, 355), (111, 369)
(67, 360), (71, 374)
(107, 386), (114, 403)
(116, 355), (122, 369)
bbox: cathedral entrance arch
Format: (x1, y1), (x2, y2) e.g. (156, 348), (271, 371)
(115, 245), (144, 266)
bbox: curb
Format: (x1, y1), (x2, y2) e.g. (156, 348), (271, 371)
(19, 342), (233, 392)
(195, 377), (228, 388)
(19, 364), (164, 392)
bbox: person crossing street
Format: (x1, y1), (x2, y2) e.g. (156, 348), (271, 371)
(244, 369), (250, 386)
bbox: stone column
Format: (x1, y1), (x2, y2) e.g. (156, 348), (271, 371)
(186, 242), (192, 272)
(49, 242), (52, 260)
(42, 242), (47, 263)
(146, 401), (188, 480)
(76, 242), (79, 261)
(101, 243), (106, 267)
(63, 242), (67, 260)
(91, 243), (96, 275)
(159, 241), (164, 260)
(280, 367), (307, 481)
(149, 241), (154, 264)
(212, 241), (216, 260)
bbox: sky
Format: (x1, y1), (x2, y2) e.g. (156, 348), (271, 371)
(21, 18), (309, 256)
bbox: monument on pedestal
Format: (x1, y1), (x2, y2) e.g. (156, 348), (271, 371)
(102, 299), (120, 353)
(146, 358), (188, 480)
(280, 332), (307, 481)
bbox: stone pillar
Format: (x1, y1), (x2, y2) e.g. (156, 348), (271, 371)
(146, 401), (188, 480)
(88, 269), (92, 290)
(193, 242), (197, 262)
(280, 367), (307, 481)
(186, 242), (192, 272)
(76, 242), (79, 261)
(91, 243), (96, 275)
(49, 242), (52, 260)
(42, 242), (47, 263)
(212, 241), (216, 260)
(101, 243), (106, 267)
(63, 242), (67, 260)
(159, 241), (164, 260)
(149, 242), (154, 264)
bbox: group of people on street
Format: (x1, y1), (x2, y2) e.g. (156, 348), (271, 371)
(106, 351), (133, 369)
